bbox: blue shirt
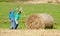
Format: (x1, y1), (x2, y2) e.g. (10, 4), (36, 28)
(15, 12), (21, 20)
(9, 10), (16, 20)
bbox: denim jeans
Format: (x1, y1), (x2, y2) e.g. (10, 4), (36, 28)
(11, 19), (16, 29)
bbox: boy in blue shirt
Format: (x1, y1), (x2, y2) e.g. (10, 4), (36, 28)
(9, 8), (18, 29)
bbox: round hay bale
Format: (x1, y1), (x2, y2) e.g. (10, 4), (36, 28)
(26, 14), (54, 29)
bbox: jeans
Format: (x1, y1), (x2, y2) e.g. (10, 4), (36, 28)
(15, 19), (18, 29)
(11, 19), (16, 29)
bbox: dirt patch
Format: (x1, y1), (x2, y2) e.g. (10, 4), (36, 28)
(16, 0), (60, 4)
(0, 29), (60, 36)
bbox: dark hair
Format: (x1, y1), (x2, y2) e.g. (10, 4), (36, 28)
(18, 11), (21, 14)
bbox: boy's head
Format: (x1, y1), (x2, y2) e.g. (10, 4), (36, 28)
(18, 8), (23, 14)
(9, 9), (12, 13)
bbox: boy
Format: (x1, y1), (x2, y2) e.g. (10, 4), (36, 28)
(9, 8), (18, 29)
(15, 10), (22, 29)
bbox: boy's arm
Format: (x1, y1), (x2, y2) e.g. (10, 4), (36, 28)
(12, 8), (18, 13)
(9, 15), (11, 22)
(12, 10), (16, 13)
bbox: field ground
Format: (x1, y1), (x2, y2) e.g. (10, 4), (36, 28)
(0, 29), (60, 36)
(0, 2), (60, 29)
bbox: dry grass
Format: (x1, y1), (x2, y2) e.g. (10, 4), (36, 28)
(0, 29), (60, 36)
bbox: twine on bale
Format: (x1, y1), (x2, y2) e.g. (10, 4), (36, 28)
(26, 14), (54, 29)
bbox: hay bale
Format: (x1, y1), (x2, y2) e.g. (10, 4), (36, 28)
(26, 14), (54, 29)
(56, 0), (60, 3)
(52, 0), (57, 4)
